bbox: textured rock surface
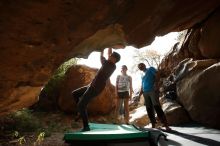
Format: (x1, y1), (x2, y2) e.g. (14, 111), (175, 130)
(130, 97), (190, 127)
(0, 0), (220, 115)
(177, 61), (220, 128)
(159, 7), (220, 128)
(0, 86), (41, 115)
(58, 65), (116, 115)
(129, 106), (149, 127)
(160, 7), (220, 76)
(161, 99), (190, 125)
(198, 8), (220, 58)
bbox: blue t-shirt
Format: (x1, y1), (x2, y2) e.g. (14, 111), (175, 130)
(142, 67), (157, 92)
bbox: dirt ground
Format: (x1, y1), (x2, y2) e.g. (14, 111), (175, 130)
(0, 111), (117, 146)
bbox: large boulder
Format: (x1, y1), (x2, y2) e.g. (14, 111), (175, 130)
(177, 60), (220, 128)
(58, 65), (116, 115)
(129, 106), (149, 127)
(161, 99), (190, 125)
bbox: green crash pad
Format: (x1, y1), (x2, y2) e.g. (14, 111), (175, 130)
(64, 123), (150, 141)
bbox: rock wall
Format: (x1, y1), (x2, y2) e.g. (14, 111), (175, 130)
(0, 0), (220, 115)
(177, 61), (220, 128)
(159, 7), (220, 128)
(199, 9), (220, 58)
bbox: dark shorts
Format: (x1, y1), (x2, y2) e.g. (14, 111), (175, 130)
(117, 91), (129, 99)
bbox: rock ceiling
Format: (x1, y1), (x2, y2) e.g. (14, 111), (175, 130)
(0, 0), (219, 114)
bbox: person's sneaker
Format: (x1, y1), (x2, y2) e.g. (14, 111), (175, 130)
(80, 126), (90, 132)
(162, 123), (172, 131)
(164, 125), (172, 131)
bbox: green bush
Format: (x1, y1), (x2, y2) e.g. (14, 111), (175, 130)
(42, 58), (78, 99)
(10, 109), (41, 133)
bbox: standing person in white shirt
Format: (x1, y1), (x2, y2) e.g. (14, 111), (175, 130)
(115, 65), (133, 124)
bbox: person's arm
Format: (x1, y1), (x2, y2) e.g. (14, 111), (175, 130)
(100, 50), (105, 65)
(138, 85), (143, 102)
(107, 48), (113, 59)
(115, 75), (119, 95)
(129, 76), (133, 99)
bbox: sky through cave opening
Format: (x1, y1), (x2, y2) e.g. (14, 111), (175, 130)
(77, 31), (185, 91)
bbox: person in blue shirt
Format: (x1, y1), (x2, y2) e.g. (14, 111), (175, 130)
(138, 63), (171, 131)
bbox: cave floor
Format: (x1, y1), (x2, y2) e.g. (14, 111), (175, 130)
(158, 123), (220, 146)
(4, 123), (219, 146)
(43, 123), (220, 146)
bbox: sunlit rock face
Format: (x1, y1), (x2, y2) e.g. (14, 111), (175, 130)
(0, 0), (219, 115)
(129, 106), (149, 127)
(161, 98), (190, 126)
(176, 60), (220, 128)
(58, 65), (116, 115)
(159, 8), (220, 76)
(130, 102), (190, 127)
(159, 7), (220, 128)
(130, 96), (190, 127)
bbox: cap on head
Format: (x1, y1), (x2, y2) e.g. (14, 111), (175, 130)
(111, 52), (121, 62)
(138, 63), (146, 70)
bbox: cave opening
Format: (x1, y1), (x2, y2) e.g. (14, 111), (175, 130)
(1, 1), (220, 145)
(77, 31), (184, 91)
(32, 31), (185, 123)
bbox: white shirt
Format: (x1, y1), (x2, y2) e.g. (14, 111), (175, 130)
(117, 75), (131, 92)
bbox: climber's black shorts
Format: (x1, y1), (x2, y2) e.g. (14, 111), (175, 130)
(117, 91), (129, 99)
